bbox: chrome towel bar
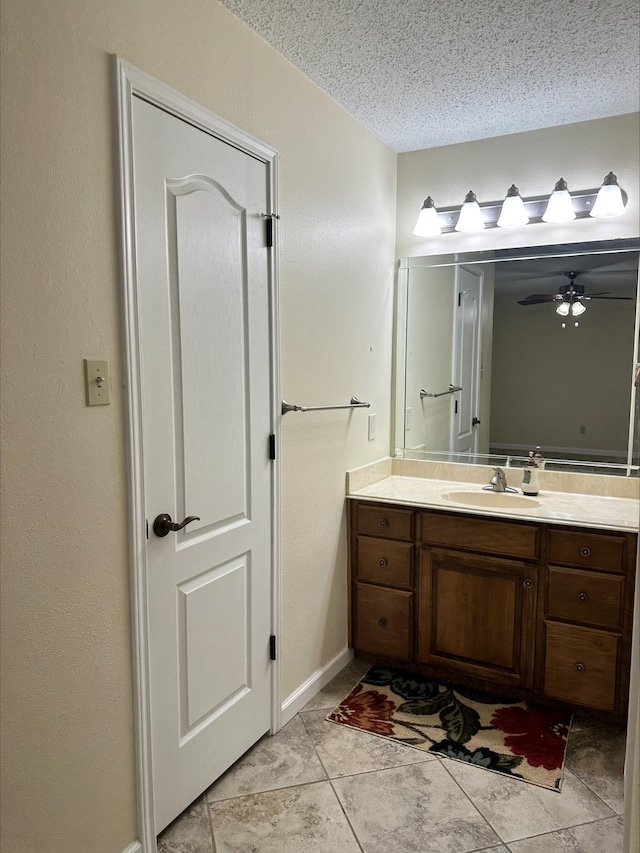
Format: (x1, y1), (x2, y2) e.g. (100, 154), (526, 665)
(420, 384), (462, 399)
(281, 396), (370, 415)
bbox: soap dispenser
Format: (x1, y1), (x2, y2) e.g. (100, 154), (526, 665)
(522, 452), (540, 496)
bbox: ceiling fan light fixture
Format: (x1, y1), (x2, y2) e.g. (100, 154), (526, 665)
(591, 172), (626, 218)
(413, 196), (442, 236)
(555, 301), (570, 316)
(455, 191), (485, 232)
(571, 300), (586, 316)
(542, 178), (576, 223)
(497, 184), (529, 227)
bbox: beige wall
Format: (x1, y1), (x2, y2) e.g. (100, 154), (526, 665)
(491, 284), (636, 456)
(396, 114), (640, 260)
(0, 2), (396, 852)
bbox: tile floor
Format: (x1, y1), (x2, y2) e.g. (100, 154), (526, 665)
(157, 659), (627, 853)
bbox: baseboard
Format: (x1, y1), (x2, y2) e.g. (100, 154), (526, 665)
(121, 843), (142, 853)
(281, 646), (353, 725)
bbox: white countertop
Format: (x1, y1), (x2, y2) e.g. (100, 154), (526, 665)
(348, 474), (639, 533)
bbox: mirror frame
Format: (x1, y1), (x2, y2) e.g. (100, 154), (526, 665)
(394, 237), (640, 476)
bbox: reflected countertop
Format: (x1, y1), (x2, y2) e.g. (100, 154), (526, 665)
(347, 473), (639, 533)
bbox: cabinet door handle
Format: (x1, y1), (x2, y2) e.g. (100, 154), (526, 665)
(379, 518), (388, 527)
(580, 546), (591, 558)
(523, 578), (534, 589)
(574, 662), (585, 673)
(379, 558), (388, 567)
(578, 592), (588, 602)
(378, 617), (387, 627)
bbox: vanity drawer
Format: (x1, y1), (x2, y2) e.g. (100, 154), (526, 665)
(355, 582), (413, 660)
(421, 511), (539, 560)
(548, 529), (626, 574)
(547, 566), (624, 629)
(356, 536), (413, 588)
(356, 504), (414, 540)
(543, 621), (619, 711)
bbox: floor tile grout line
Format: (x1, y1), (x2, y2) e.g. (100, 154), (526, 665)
(206, 776), (340, 807)
(436, 756), (510, 846)
(327, 777), (367, 853)
(563, 763), (623, 815)
(495, 812), (625, 846)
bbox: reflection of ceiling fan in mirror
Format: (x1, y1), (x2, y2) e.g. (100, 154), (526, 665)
(518, 271), (634, 319)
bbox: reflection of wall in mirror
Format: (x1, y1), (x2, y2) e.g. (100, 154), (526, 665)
(490, 275), (636, 461)
(405, 266), (455, 450)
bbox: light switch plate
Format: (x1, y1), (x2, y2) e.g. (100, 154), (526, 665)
(84, 359), (111, 406)
(368, 413), (376, 441)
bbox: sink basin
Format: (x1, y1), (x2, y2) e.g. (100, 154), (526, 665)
(442, 490), (541, 509)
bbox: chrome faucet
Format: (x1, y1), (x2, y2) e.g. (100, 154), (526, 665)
(483, 467), (516, 493)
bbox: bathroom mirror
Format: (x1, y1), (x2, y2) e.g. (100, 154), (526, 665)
(394, 239), (640, 475)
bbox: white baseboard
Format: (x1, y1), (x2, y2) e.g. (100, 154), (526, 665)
(121, 843), (142, 853)
(281, 646), (353, 725)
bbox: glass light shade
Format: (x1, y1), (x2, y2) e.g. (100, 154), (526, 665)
(497, 185), (529, 227)
(542, 179), (575, 223)
(591, 173), (626, 218)
(571, 300), (586, 316)
(455, 191), (485, 232)
(556, 301), (570, 316)
(413, 197), (441, 236)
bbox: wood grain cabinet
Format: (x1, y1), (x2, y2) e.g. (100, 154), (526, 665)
(537, 526), (634, 712)
(348, 499), (637, 714)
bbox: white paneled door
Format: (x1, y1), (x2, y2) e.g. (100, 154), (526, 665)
(131, 95), (274, 834)
(451, 265), (483, 455)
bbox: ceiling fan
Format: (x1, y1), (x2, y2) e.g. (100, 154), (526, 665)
(517, 271), (634, 313)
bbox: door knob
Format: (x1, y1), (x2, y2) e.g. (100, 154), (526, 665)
(153, 513), (201, 537)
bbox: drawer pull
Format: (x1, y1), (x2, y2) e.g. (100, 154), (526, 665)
(379, 518), (388, 528)
(577, 591), (588, 603)
(378, 617), (387, 627)
(580, 546), (592, 558)
(378, 558), (388, 567)
(574, 662), (586, 673)
(523, 578), (534, 590)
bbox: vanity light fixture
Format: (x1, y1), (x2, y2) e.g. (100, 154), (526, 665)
(591, 171), (626, 218)
(542, 178), (576, 223)
(454, 191), (485, 232)
(497, 184), (529, 228)
(412, 172), (627, 236)
(412, 196), (441, 236)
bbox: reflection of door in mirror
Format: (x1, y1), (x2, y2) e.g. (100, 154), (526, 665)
(451, 266), (483, 455)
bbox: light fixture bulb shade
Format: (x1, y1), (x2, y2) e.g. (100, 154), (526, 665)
(412, 196), (442, 236)
(542, 179), (576, 223)
(591, 174), (626, 218)
(555, 301), (570, 316)
(455, 191), (485, 232)
(497, 186), (529, 227)
(571, 300), (586, 316)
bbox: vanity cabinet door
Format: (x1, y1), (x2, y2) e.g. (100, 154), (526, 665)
(419, 547), (537, 688)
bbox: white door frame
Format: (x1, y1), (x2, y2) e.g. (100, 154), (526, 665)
(112, 56), (281, 853)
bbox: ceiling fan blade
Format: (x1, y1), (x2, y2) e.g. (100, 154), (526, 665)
(584, 295), (634, 301)
(518, 295), (559, 305)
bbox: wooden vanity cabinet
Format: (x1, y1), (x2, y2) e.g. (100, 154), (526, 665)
(348, 498), (637, 714)
(536, 525), (635, 713)
(349, 502), (416, 660)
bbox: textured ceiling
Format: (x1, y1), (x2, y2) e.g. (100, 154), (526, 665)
(219, 0), (640, 152)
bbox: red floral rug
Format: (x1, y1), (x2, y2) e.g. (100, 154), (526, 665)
(327, 665), (573, 791)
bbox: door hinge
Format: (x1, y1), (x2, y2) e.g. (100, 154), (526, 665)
(268, 434), (276, 460)
(269, 635), (277, 661)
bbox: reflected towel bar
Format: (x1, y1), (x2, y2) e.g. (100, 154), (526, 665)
(420, 384), (462, 399)
(282, 396), (370, 415)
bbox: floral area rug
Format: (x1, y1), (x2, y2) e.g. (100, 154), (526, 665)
(327, 665), (573, 791)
